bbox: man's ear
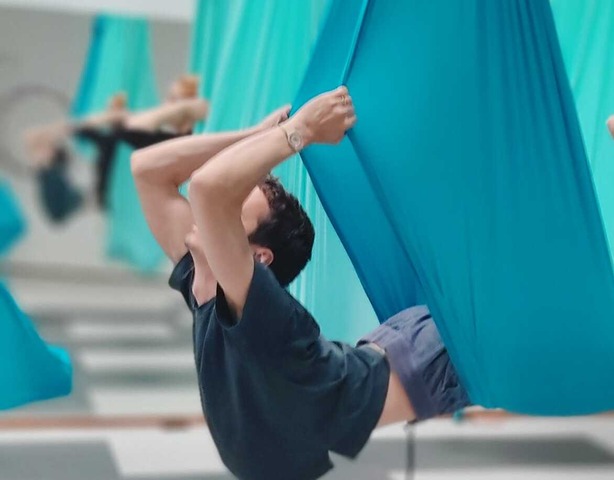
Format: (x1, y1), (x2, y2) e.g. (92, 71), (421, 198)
(253, 246), (274, 266)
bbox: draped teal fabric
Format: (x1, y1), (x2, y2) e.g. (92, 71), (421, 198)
(189, 0), (378, 341)
(72, 14), (163, 272)
(0, 180), (72, 409)
(295, 0), (614, 415)
(189, 0), (226, 101)
(551, 0), (614, 258)
(0, 282), (72, 410)
(0, 179), (26, 256)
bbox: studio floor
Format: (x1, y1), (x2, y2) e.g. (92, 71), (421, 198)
(1, 274), (614, 480)
(2, 416), (614, 479)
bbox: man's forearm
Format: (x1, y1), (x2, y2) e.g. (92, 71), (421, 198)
(131, 126), (263, 189)
(189, 121), (304, 208)
(188, 88), (353, 208)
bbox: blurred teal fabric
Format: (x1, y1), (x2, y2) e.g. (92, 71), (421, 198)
(0, 282), (72, 410)
(189, 0), (378, 342)
(0, 179), (26, 256)
(295, 0), (614, 415)
(0, 180), (71, 409)
(551, 0), (614, 259)
(72, 14), (164, 272)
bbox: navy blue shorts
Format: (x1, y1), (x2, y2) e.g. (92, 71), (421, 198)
(358, 305), (472, 421)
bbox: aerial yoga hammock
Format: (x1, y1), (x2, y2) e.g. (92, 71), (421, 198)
(71, 13), (164, 273)
(294, 0), (614, 415)
(188, 0), (378, 342)
(550, 0), (614, 258)
(0, 180), (72, 410)
(0, 179), (26, 255)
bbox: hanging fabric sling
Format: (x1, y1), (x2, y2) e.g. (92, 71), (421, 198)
(294, 0), (614, 415)
(0, 178), (26, 255)
(72, 14), (163, 273)
(0, 179), (72, 410)
(551, 0), (614, 259)
(188, 0), (378, 341)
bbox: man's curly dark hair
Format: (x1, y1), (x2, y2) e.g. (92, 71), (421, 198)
(249, 175), (315, 286)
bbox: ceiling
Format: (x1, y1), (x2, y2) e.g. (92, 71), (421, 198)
(0, 0), (195, 22)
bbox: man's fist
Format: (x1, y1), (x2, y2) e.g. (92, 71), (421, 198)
(286, 86), (356, 146)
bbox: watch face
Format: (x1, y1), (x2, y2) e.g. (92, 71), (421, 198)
(288, 131), (304, 151)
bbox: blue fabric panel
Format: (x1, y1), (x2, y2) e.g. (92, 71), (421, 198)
(0, 282), (72, 410)
(295, 0), (614, 415)
(71, 14), (163, 273)
(0, 179), (26, 255)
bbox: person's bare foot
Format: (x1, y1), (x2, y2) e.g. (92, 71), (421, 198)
(108, 92), (127, 111)
(190, 98), (209, 120)
(166, 98), (209, 134)
(607, 115), (614, 139)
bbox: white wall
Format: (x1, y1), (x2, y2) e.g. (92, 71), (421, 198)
(0, 0), (194, 22)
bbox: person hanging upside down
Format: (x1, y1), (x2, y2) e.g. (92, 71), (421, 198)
(23, 75), (208, 222)
(23, 92), (127, 221)
(131, 86), (471, 480)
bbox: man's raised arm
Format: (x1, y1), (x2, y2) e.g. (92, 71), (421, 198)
(188, 86), (356, 318)
(130, 106), (291, 263)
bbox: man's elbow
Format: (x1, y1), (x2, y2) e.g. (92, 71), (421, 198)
(130, 150), (149, 179)
(188, 168), (216, 200)
(188, 167), (233, 206)
(130, 148), (167, 181)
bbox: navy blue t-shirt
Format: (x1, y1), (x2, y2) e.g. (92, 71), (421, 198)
(169, 253), (389, 480)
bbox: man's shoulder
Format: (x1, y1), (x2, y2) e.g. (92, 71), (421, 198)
(250, 262), (299, 307)
(212, 263), (308, 348)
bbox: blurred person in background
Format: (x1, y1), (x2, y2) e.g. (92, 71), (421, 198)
(23, 75), (207, 223)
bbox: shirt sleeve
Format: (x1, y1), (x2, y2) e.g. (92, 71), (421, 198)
(168, 252), (196, 310)
(214, 262), (296, 350)
(327, 344), (390, 458)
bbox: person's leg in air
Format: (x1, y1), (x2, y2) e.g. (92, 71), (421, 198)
(23, 92), (128, 217)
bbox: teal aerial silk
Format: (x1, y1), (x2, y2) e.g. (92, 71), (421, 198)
(551, 0), (614, 258)
(188, 1), (223, 102)
(189, 0), (378, 341)
(0, 180), (72, 410)
(0, 179), (26, 256)
(295, 0), (614, 415)
(72, 14), (163, 272)
(0, 283), (72, 410)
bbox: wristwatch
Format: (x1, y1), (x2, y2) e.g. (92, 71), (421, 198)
(279, 124), (304, 152)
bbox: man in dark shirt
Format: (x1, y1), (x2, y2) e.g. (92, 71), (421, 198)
(132, 87), (470, 479)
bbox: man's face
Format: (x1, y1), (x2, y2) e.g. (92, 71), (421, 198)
(185, 186), (270, 260)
